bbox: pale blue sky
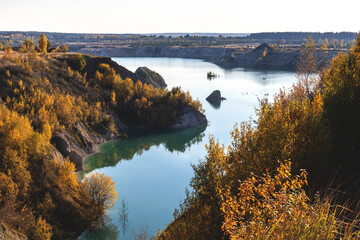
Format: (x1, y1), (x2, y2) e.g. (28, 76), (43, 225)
(0, 0), (358, 34)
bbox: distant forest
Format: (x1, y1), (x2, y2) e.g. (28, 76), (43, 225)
(248, 32), (357, 45)
(0, 31), (357, 48)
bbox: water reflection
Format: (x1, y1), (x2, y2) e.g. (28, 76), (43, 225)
(79, 216), (119, 240)
(118, 198), (129, 236)
(85, 126), (206, 172)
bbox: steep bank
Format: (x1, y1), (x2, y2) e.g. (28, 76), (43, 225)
(73, 44), (342, 71)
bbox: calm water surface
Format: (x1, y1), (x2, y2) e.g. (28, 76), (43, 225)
(79, 58), (297, 239)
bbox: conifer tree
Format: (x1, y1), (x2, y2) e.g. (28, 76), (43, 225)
(38, 33), (48, 54)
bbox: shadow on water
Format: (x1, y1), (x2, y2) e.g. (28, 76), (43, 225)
(84, 125), (207, 172)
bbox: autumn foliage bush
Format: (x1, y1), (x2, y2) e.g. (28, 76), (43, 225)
(0, 104), (118, 239)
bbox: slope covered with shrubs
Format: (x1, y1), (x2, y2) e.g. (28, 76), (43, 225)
(158, 35), (360, 239)
(0, 36), (205, 239)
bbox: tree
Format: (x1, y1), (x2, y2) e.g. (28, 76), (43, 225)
(20, 39), (35, 53)
(4, 44), (12, 54)
(38, 33), (48, 54)
(321, 33), (360, 183)
(32, 216), (53, 240)
(297, 36), (317, 99)
(68, 53), (86, 71)
(111, 90), (117, 105)
(59, 44), (68, 52)
(46, 39), (52, 52)
(83, 172), (118, 214)
(0, 42), (3, 50)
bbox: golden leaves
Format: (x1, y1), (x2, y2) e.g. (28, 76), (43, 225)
(33, 215), (53, 240)
(83, 172), (118, 211)
(220, 161), (309, 240)
(56, 159), (79, 193)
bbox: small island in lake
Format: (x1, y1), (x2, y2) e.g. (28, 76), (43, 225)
(207, 71), (219, 80)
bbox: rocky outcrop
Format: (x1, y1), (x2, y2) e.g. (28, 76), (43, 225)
(50, 144), (65, 162)
(51, 133), (85, 170)
(80, 55), (167, 88)
(135, 67), (167, 88)
(83, 55), (140, 84)
(170, 106), (207, 129)
(231, 43), (299, 70)
(51, 122), (118, 171)
(206, 90), (226, 103)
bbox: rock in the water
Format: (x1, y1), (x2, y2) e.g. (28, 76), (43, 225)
(206, 90), (226, 102)
(170, 106), (207, 129)
(135, 67), (167, 88)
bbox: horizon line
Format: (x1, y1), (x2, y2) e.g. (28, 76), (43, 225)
(0, 30), (358, 35)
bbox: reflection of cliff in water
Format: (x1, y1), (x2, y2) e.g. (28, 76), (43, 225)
(84, 126), (206, 172)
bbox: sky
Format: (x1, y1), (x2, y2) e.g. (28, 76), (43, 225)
(0, 0), (358, 34)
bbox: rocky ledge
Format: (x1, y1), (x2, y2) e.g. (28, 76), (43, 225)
(51, 122), (118, 170)
(135, 66), (167, 88)
(170, 106), (207, 129)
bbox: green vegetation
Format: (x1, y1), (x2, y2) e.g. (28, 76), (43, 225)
(158, 35), (360, 239)
(67, 53), (86, 71)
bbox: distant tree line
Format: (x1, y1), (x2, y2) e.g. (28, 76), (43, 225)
(248, 31), (356, 42)
(248, 32), (357, 48)
(0, 31), (357, 49)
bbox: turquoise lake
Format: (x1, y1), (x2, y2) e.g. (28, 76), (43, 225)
(79, 58), (297, 239)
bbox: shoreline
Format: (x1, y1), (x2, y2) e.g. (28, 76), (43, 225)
(71, 44), (344, 71)
(80, 136), (122, 173)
